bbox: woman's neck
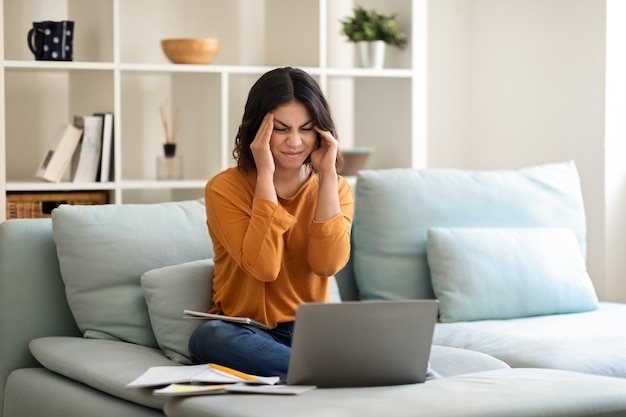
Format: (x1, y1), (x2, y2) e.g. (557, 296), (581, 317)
(274, 165), (311, 198)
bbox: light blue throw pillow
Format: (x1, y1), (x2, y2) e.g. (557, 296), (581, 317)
(352, 161), (587, 301)
(141, 259), (214, 364)
(427, 227), (598, 322)
(52, 200), (213, 347)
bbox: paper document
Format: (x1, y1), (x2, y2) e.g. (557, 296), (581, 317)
(126, 364), (280, 388)
(154, 384), (228, 396)
(225, 383), (316, 395)
(153, 382), (315, 396)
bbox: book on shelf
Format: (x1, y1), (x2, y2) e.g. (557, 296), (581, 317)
(183, 309), (269, 330)
(34, 123), (83, 183)
(94, 112), (114, 182)
(72, 115), (103, 183)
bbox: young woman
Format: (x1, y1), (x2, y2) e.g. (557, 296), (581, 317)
(188, 67), (354, 378)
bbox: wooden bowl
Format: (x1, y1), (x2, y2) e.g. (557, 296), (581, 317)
(161, 38), (221, 64)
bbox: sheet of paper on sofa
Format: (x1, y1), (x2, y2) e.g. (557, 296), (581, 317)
(154, 383), (315, 396)
(126, 364), (280, 388)
(154, 383), (228, 396)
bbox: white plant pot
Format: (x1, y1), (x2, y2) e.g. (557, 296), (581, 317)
(357, 40), (386, 69)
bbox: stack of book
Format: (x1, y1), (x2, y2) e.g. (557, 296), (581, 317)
(35, 112), (114, 183)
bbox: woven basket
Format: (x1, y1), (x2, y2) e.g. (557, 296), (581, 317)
(6, 191), (108, 219)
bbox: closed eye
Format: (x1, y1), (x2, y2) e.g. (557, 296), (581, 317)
(300, 121), (315, 131)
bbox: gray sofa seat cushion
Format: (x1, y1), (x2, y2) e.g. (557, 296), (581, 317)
(29, 336), (181, 410)
(433, 301), (626, 378)
(5, 368), (164, 417)
(165, 368), (626, 417)
(427, 345), (509, 378)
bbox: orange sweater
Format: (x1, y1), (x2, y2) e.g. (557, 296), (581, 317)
(205, 167), (354, 328)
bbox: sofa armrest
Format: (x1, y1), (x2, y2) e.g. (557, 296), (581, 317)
(0, 219), (81, 413)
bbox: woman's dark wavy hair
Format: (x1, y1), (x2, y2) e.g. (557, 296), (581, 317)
(233, 67), (343, 173)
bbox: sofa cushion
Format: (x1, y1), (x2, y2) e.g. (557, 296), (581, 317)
(5, 368), (164, 417)
(433, 301), (626, 378)
(164, 368), (626, 417)
(428, 345), (509, 378)
(427, 227), (598, 322)
(29, 336), (179, 410)
(52, 200), (213, 348)
(352, 161), (586, 301)
(141, 259), (214, 364)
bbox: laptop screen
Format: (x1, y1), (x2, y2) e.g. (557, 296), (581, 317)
(287, 299), (438, 388)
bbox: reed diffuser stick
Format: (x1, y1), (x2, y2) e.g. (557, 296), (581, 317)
(172, 106), (181, 144)
(159, 104), (172, 143)
(159, 104), (182, 144)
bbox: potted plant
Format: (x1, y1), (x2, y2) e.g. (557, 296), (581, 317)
(340, 6), (407, 69)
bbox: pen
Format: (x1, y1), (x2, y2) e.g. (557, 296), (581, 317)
(208, 363), (260, 382)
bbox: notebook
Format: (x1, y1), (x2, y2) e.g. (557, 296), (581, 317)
(286, 299), (439, 388)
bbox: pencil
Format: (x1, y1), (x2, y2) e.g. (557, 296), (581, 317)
(207, 363), (259, 382)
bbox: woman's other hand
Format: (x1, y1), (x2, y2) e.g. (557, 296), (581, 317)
(310, 126), (338, 174)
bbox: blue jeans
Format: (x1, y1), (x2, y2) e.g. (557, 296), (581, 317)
(188, 320), (294, 378)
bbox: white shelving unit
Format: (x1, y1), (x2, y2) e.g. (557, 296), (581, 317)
(0, 0), (426, 221)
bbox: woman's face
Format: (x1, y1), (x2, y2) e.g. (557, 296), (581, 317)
(269, 100), (318, 171)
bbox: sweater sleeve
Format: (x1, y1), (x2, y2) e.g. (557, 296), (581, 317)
(206, 175), (297, 282)
(307, 176), (354, 276)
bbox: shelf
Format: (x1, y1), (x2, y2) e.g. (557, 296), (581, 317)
(119, 64), (284, 75)
(120, 180), (207, 190)
(4, 60), (414, 79)
(6, 181), (115, 192)
(1, 0), (425, 221)
(6, 180), (207, 192)
(324, 68), (414, 78)
(3, 61), (116, 71)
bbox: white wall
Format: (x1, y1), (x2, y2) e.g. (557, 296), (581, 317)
(427, 0), (471, 168)
(428, 0), (626, 301)
(604, 0), (626, 301)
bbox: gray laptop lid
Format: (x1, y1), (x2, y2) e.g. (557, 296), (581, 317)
(286, 299), (438, 388)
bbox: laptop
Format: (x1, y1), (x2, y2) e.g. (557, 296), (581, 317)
(286, 299), (438, 388)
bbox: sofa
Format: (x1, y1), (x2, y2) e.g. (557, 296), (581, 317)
(335, 160), (626, 379)
(3, 161), (626, 417)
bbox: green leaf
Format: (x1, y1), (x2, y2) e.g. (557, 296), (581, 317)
(339, 6), (407, 49)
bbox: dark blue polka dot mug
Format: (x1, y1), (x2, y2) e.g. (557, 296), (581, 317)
(27, 21), (74, 61)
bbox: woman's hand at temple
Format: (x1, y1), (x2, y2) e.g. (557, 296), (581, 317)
(310, 126), (339, 175)
(251, 113), (278, 203)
